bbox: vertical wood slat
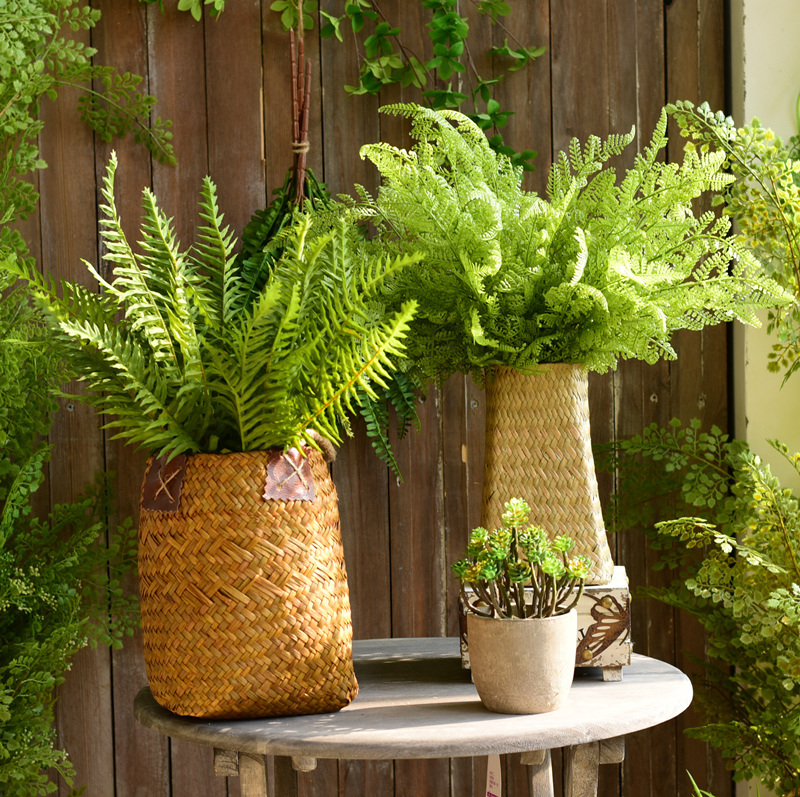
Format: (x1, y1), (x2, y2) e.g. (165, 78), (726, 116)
(37, 16), (112, 791)
(205, 0), (267, 238)
(34, 1), (731, 794)
(318, 0), (391, 793)
(491, 0), (553, 195)
(666, 3), (731, 795)
(376, 4), (451, 796)
(89, 1), (170, 795)
(549, 3), (614, 796)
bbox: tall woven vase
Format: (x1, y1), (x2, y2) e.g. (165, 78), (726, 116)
(481, 364), (614, 585)
(137, 447), (358, 719)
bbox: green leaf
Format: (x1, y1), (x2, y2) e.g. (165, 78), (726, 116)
(320, 11), (344, 41)
(477, 0), (511, 21)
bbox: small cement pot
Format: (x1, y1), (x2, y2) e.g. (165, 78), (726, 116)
(467, 609), (577, 714)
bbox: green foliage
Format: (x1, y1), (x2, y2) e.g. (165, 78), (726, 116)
(328, 0), (543, 171)
(0, 284), (137, 797)
(598, 420), (800, 794)
(668, 100), (800, 380)
(6, 153), (418, 460)
(236, 169), (423, 476)
(356, 103), (791, 382)
(234, 168), (332, 307)
(0, 0), (174, 275)
(452, 497), (592, 619)
(687, 772), (730, 797)
(356, 370), (421, 477)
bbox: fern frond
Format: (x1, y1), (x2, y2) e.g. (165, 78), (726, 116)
(295, 299), (418, 449)
(3, 156), (419, 456)
(356, 387), (400, 477)
(95, 153), (178, 364)
(192, 176), (240, 329)
(53, 317), (202, 458)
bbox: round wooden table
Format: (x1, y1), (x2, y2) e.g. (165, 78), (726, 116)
(134, 637), (692, 797)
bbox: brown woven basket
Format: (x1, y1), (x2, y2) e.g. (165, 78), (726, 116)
(138, 447), (358, 719)
(481, 364), (614, 585)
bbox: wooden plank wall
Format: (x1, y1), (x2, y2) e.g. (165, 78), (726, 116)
(32, 1), (733, 795)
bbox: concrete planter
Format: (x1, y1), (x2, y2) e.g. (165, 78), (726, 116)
(467, 609), (577, 714)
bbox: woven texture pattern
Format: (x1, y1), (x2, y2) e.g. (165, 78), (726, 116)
(482, 365), (614, 584)
(138, 449), (358, 719)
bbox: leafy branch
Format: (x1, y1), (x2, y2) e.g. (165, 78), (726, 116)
(600, 421), (800, 793)
(0, 0), (174, 277)
(668, 101), (800, 381)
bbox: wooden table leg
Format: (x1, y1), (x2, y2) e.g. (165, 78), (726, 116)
(521, 749), (555, 797)
(239, 753), (269, 797)
(564, 742), (600, 797)
(564, 737), (626, 797)
(273, 755), (299, 797)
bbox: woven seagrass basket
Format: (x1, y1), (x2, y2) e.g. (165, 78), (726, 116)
(138, 447), (358, 719)
(481, 364), (614, 585)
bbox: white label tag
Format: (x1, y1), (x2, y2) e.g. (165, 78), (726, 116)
(485, 754), (502, 797)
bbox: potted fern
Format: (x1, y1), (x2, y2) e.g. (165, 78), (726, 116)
(453, 497), (592, 714)
(6, 152), (418, 720)
(358, 103), (791, 584)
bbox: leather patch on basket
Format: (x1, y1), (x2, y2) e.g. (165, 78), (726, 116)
(264, 448), (315, 502)
(141, 454), (188, 512)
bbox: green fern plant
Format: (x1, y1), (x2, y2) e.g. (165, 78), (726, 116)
(357, 103), (791, 382)
(236, 171), (423, 476)
(4, 152), (418, 460)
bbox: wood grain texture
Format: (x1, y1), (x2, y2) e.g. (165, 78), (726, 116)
(666, 2), (731, 795)
(143, 6), (220, 795)
(89, 3), (172, 795)
(205, 0), (266, 237)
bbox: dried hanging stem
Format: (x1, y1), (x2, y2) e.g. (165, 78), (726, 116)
(289, 3), (311, 207)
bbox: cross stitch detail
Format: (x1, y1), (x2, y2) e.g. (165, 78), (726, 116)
(141, 454), (188, 512)
(154, 465), (182, 503)
(264, 447), (316, 502)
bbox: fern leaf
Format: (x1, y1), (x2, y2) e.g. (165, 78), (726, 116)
(191, 176), (240, 328)
(95, 153), (178, 364)
(356, 387), (401, 477)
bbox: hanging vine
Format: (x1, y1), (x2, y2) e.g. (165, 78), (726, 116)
(140, 0), (544, 170)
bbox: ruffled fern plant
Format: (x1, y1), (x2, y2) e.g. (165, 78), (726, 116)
(357, 104), (791, 382)
(4, 153), (418, 460)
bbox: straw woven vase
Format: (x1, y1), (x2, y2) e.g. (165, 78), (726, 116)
(137, 447), (358, 719)
(481, 364), (614, 584)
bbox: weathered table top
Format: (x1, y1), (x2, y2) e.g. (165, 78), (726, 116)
(133, 637), (692, 761)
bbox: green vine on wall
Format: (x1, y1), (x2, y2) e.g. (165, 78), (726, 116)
(141, 0), (544, 170)
(0, 0), (175, 275)
(280, 0), (543, 170)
